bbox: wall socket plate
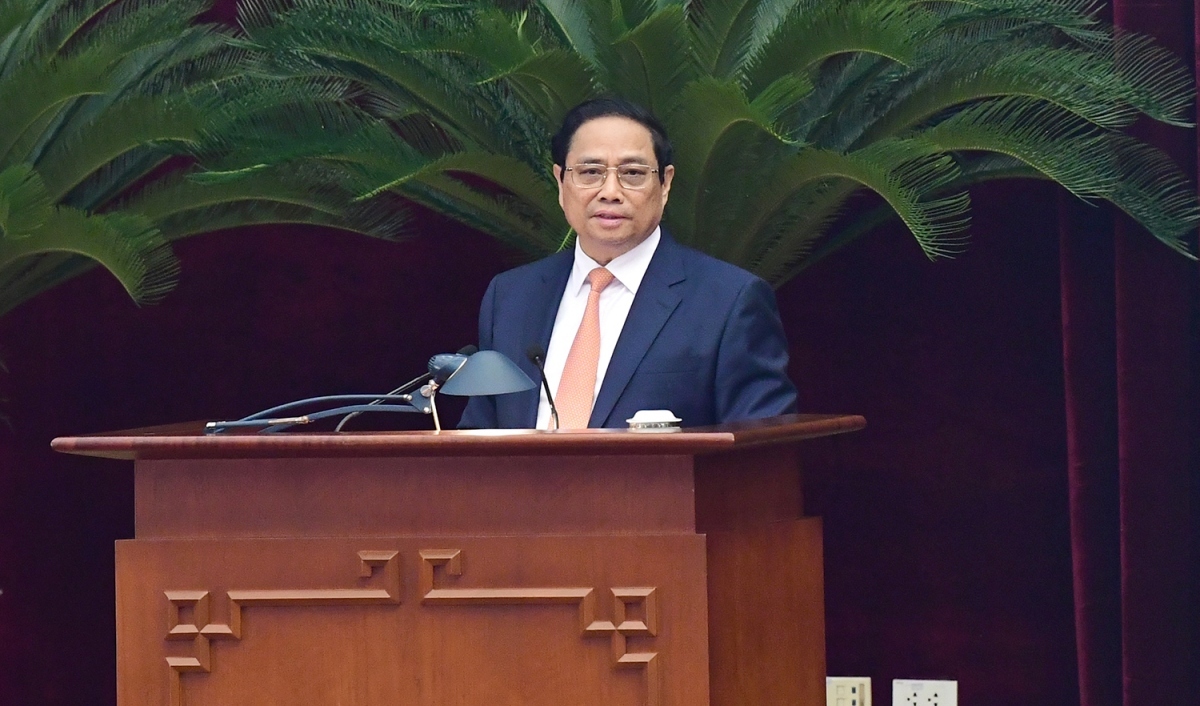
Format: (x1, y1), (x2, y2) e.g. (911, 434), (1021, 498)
(893, 679), (958, 706)
(827, 676), (872, 706)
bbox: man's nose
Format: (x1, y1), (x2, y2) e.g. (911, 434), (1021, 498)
(597, 170), (624, 199)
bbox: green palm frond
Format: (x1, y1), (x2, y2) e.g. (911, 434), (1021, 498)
(749, 182), (859, 283)
(749, 141), (970, 259)
(486, 50), (597, 127)
(864, 47), (1138, 143)
(0, 164), (52, 237)
(152, 198), (409, 243)
(602, 4), (695, 115)
(931, 0), (1107, 44)
(404, 170), (562, 256)
(743, 0), (937, 96)
(539, 0), (604, 63)
(225, 0), (1196, 288)
(918, 97), (1119, 199)
(0, 251), (95, 319)
(691, 0), (790, 78)
(0, 53), (114, 161)
(41, 97), (202, 200)
(1105, 137), (1200, 256)
(1108, 31), (1193, 126)
(0, 0), (409, 320)
(666, 78), (796, 250)
(786, 152), (1045, 278)
(0, 165), (178, 317)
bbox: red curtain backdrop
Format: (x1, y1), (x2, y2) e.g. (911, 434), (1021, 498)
(0, 2), (1195, 705)
(1061, 2), (1199, 705)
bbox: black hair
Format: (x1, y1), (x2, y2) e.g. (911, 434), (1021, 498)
(551, 97), (673, 183)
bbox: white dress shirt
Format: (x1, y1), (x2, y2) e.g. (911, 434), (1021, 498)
(536, 227), (661, 429)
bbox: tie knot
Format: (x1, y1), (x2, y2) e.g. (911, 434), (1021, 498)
(587, 267), (615, 293)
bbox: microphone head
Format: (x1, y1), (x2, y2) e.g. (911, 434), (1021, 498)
(526, 343), (545, 364)
(428, 353), (469, 383)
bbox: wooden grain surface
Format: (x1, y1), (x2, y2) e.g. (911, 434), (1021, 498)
(134, 454), (698, 538)
(707, 518), (826, 706)
(52, 413), (866, 460)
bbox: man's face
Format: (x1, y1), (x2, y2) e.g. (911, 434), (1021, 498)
(554, 116), (674, 265)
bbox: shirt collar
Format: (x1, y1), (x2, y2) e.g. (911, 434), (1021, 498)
(570, 226), (661, 295)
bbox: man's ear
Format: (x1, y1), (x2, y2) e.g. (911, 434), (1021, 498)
(554, 164), (565, 209)
(660, 164), (675, 205)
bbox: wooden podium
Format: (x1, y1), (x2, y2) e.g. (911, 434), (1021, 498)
(53, 413), (864, 706)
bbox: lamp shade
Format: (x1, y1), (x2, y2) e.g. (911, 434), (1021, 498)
(439, 350), (536, 397)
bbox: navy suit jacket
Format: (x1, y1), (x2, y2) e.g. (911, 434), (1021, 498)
(459, 233), (797, 429)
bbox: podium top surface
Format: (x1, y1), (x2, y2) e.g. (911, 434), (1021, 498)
(51, 413), (865, 461)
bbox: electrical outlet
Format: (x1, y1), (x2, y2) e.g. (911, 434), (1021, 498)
(892, 679), (957, 706)
(827, 676), (872, 706)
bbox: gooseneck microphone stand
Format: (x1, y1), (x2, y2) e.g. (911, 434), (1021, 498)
(204, 393), (428, 435)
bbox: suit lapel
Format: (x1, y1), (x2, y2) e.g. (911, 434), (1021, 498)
(589, 235), (685, 427)
(516, 250), (573, 428)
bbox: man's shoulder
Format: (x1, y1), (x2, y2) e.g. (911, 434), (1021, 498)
(488, 248), (573, 289)
(661, 234), (765, 290)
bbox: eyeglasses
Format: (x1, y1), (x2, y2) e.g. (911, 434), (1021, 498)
(565, 163), (659, 189)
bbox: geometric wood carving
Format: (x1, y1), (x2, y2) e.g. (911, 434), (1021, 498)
(163, 550), (400, 706)
(419, 549), (660, 706)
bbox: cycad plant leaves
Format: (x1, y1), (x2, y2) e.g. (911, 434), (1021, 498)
(742, 0), (937, 96)
(0, 164), (52, 238)
(602, 4), (696, 116)
(918, 97), (1120, 200)
(0, 0), (406, 320)
(485, 50), (596, 128)
(234, 0), (1197, 286)
(0, 164), (179, 308)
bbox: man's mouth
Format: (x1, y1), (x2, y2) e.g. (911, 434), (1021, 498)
(592, 211), (627, 225)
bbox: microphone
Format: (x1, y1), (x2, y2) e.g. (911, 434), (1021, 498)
(526, 343), (559, 430)
(335, 345), (477, 431)
(408, 344), (480, 428)
(428, 345), (478, 383)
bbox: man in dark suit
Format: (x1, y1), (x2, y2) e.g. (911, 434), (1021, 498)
(460, 98), (796, 429)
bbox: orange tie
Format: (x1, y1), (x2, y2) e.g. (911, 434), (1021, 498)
(555, 267), (616, 429)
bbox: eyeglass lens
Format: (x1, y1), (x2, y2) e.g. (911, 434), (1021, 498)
(571, 164), (655, 188)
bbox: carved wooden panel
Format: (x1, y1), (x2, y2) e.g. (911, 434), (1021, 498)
(420, 549), (661, 706)
(117, 536), (707, 706)
(163, 550), (400, 706)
